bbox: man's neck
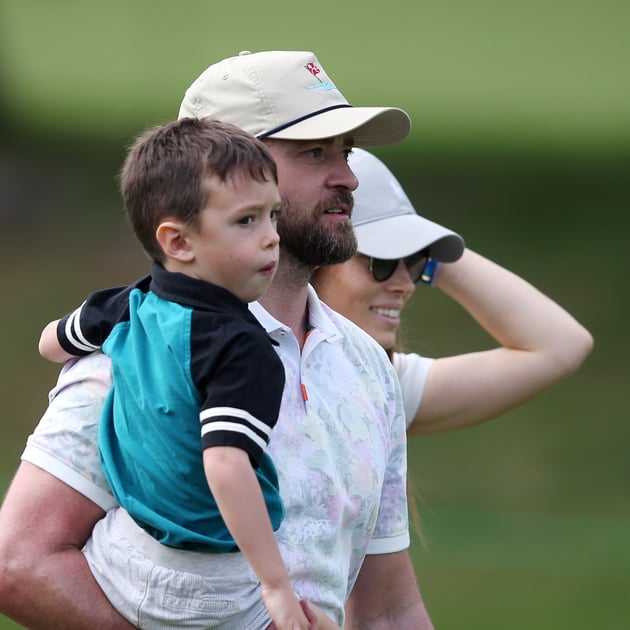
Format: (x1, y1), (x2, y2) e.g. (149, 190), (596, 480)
(259, 253), (314, 349)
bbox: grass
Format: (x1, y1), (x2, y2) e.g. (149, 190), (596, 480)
(410, 506), (630, 629)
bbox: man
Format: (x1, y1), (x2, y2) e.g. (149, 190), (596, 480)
(0, 50), (433, 629)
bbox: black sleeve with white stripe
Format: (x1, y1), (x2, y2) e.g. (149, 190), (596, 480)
(56, 278), (148, 356)
(191, 313), (285, 468)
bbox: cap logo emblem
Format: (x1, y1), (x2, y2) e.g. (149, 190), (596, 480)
(304, 62), (337, 92)
(305, 62), (321, 77)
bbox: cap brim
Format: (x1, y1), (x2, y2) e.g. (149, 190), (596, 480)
(355, 214), (465, 262)
(265, 107), (411, 147)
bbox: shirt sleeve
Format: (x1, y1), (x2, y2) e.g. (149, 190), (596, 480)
(190, 315), (285, 468)
(366, 359), (410, 555)
(392, 352), (435, 428)
(21, 352), (117, 511)
(56, 280), (147, 356)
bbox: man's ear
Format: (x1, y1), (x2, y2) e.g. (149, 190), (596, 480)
(156, 220), (195, 263)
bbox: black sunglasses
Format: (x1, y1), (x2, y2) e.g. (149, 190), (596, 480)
(366, 249), (430, 283)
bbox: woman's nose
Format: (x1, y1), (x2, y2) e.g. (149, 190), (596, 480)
(385, 260), (416, 295)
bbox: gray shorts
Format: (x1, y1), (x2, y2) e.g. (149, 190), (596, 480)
(84, 507), (271, 630)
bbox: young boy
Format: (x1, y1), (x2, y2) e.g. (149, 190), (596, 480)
(39, 118), (337, 629)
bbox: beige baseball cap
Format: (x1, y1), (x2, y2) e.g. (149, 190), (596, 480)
(350, 148), (465, 262)
(178, 50), (411, 147)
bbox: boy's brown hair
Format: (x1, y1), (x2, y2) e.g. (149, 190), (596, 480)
(120, 117), (278, 263)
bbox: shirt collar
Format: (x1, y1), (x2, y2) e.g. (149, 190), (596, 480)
(249, 284), (341, 341)
(149, 262), (250, 319)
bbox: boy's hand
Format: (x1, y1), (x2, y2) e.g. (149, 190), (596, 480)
(263, 584), (313, 629)
(300, 598), (319, 629)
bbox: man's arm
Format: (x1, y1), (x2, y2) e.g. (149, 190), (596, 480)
(344, 551), (434, 630)
(0, 462), (135, 629)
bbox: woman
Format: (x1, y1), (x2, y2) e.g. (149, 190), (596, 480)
(312, 148), (593, 435)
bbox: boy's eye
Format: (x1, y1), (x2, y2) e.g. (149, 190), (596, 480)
(238, 216), (254, 225)
(305, 147), (322, 158)
(270, 209), (281, 221)
(343, 148), (354, 161)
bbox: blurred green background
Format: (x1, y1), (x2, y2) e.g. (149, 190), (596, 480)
(1, 1), (628, 628)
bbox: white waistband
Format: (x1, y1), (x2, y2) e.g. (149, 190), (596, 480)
(107, 508), (251, 577)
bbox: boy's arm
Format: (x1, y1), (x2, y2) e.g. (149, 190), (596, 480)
(39, 319), (75, 363)
(39, 282), (138, 364)
(203, 446), (335, 629)
(203, 447), (288, 588)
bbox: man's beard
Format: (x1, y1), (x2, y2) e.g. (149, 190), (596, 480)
(277, 190), (358, 267)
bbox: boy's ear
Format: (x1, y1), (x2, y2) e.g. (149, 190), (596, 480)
(155, 220), (195, 262)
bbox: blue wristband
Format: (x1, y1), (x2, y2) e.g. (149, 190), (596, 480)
(419, 258), (441, 286)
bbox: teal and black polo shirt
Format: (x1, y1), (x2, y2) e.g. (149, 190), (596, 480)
(56, 262), (285, 552)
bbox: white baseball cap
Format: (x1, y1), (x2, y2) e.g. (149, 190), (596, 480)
(350, 148), (465, 262)
(178, 50), (411, 147)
